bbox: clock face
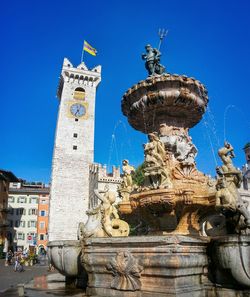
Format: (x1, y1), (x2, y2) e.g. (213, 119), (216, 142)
(70, 103), (86, 118)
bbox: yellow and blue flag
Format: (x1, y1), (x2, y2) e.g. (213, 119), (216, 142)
(83, 40), (97, 56)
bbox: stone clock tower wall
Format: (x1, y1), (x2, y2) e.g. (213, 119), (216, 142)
(48, 58), (101, 241)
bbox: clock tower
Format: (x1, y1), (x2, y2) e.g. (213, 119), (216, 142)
(48, 58), (101, 241)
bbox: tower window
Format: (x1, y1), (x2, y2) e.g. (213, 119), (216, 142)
(75, 118), (78, 122)
(73, 145), (77, 150)
(73, 87), (85, 100)
(73, 133), (78, 138)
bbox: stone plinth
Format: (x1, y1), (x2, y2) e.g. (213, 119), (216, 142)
(121, 74), (208, 134)
(82, 235), (210, 297)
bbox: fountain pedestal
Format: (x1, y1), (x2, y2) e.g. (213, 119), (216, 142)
(82, 235), (210, 297)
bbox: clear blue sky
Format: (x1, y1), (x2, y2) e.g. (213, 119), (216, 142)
(1, 0), (250, 182)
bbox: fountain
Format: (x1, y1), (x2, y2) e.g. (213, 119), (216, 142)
(48, 40), (250, 296)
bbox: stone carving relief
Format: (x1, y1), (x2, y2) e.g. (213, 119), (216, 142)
(143, 132), (172, 189)
(106, 251), (143, 291)
(161, 128), (197, 165)
(78, 188), (130, 239)
(118, 160), (135, 202)
(215, 142), (250, 231)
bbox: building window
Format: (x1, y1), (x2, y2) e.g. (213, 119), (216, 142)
(40, 210), (46, 216)
(19, 208), (25, 215)
(73, 145), (77, 150)
(18, 196), (26, 203)
(9, 220), (13, 227)
(30, 197), (38, 204)
(40, 234), (45, 240)
(8, 196), (15, 203)
(73, 133), (78, 138)
(20, 221), (25, 227)
(41, 199), (47, 204)
(29, 209), (37, 215)
(9, 208), (14, 215)
(17, 233), (25, 240)
(28, 221), (37, 228)
(40, 222), (45, 229)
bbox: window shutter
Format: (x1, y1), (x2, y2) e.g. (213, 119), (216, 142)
(28, 221), (30, 228)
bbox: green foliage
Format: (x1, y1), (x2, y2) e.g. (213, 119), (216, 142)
(244, 142), (250, 149)
(132, 163), (145, 186)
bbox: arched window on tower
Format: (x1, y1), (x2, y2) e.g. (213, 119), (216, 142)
(73, 87), (85, 100)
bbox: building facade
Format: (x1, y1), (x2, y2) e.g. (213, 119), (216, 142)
(49, 58), (101, 241)
(242, 142), (250, 191)
(0, 170), (18, 253)
(89, 164), (122, 208)
(37, 190), (50, 254)
(240, 142), (250, 211)
(7, 182), (49, 252)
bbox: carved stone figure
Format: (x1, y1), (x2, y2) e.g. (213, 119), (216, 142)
(215, 174), (237, 212)
(122, 159), (135, 188)
(143, 133), (172, 189)
(215, 144), (250, 231)
(142, 44), (165, 76)
(162, 132), (197, 165)
(118, 160), (135, 202)
(106, 251), (143, 291)
(78, 188), (129, 238)
(218, 141), (238, 173)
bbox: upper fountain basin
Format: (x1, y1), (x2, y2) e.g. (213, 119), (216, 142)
(122, 73), (208, 133)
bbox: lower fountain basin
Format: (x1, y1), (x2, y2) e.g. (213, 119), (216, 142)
(82, 235), (210, 297)
(210, 235), (250, 288)
(47, 240), (83, 277)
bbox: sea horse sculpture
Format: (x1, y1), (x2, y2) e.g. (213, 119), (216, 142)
(215, 142), (250, 231)
(78, 188), (130, 239)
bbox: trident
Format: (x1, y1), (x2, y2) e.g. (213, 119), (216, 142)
(158, 28), (168, 51)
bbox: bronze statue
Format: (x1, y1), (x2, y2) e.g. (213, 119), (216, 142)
(142, 44), (165, 76)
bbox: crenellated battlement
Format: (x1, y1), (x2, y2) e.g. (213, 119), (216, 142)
(57, 58), (101, 99)
(89, 163), (121, 183)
